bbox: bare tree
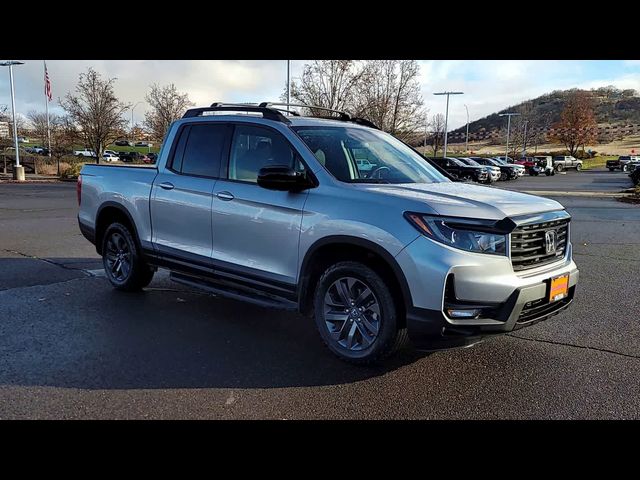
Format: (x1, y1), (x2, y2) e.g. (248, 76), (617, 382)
(288, 60), (366, 115)
(60, 68), (129, 163)
(429, 113), (446, 156)
(352, 60), (425, 140)
(27, 111), (51, 147)
(550, 91), (597, 157)
(0, 104), (9, 122)
(144, 83), (194, 142)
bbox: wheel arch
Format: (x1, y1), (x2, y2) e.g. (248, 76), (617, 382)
(95, 202), (142, 256)
(298, 236), (413, 326)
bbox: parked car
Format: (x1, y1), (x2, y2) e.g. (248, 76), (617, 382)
(118, 151), (142, 163)
(515, 156), (537, 172)
(74, 149), (96, 157)
(103, 152), (120, 162)
(427, 157), (489, 183)
(146, 152), (158, 163)
(141, 155), (155, 164)
(493, 157), (525, 177)
(77, 102), (579, 364)
(134, 141), (153, 147)
(471, 157), (517, 181)
(629, 164), (640, 186)
(552, 155), (583, 172)
(607, 155), (639, 172)
(456, 157), (499, 184)
(530, 156), (555, 176)
(105, 150), (118, 156)
(114, 140), (133, 147)
(17, 136), (29, 143)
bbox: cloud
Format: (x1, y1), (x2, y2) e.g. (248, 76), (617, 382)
(0, 59), (635, 131)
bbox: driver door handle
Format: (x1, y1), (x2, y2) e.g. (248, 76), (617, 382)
(216, 191), (234, 201)
(158, 182), (174, 190)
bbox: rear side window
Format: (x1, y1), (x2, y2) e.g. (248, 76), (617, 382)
(170, 123), (228, 177)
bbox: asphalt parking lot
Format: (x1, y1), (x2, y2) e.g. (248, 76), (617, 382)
(1, 169), (639, 419)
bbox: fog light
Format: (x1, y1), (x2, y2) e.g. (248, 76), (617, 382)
(446, 308), (482, 319)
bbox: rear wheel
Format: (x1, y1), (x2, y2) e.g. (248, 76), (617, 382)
(575, 163), (582, 172)
(313, 261), (408, 364)
(556, 163), (564, 172)
(622, 164), (629, 172)
(102, 222), (154, 291)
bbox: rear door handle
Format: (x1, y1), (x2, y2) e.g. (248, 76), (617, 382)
(216, 191), (234, 201)
(159, 182), (174, 190)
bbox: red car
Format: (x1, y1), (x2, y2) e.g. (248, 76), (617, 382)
(515, 156), (537, 171)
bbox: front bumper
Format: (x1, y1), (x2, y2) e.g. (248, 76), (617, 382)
(396, 235), (579, 350)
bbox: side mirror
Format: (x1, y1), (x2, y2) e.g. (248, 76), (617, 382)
(257, 165), (314, 192)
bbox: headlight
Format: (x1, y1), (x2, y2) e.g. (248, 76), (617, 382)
(405, 213), (507, 255)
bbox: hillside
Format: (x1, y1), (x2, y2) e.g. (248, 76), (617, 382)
(451, 86), (640, 137)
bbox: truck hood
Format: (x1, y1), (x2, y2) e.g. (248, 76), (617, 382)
(356, 182), (564, 220)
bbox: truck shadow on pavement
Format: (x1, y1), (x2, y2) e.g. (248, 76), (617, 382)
(0, 267), (427, 390)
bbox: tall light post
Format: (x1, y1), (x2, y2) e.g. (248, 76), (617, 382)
(464, 104), (470, 152)
(499, 112), (520, 161)
(1, 61), (25, 181)
(286, 60), (291, 110)
(131, 101), (144, 140)
(434, 91), (463, 158)
(522, 120), (529, 157)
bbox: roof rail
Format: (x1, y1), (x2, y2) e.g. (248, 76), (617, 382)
(259, 102), (379, 129)
(259, 102), (351, 121)
(182, 103), (290, 123)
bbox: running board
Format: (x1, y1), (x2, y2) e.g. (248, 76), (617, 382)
(170, 272), (298, 311)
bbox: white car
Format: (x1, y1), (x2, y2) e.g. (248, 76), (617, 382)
(103, 152), (120, 162)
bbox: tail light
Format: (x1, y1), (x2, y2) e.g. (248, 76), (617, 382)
(77, 175), (82, 206)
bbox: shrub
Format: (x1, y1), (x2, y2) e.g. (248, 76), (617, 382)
(61, 163), (83, 179)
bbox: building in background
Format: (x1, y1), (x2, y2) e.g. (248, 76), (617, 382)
(0, 122), (9, 138)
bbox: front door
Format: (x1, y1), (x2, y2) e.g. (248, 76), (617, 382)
(211, 123), (310, 286)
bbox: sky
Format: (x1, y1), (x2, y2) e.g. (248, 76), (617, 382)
(1, 60), (639, 131)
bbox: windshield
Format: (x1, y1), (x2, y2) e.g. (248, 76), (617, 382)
(494, 158), (508, 166)
(292, 126), (448, 184)
(460, 158), (481, 166)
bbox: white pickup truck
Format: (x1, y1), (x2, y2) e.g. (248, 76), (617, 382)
(74, 149), (96, 158)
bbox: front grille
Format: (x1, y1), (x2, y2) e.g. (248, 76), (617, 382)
(510, 218), (569, 271)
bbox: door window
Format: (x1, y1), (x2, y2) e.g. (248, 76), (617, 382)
(171, 123), (228, 177)
(228, 125), (302, 183)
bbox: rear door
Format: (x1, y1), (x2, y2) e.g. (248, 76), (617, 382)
(210, 123), (310, 287)
(150, 122), (231, 262)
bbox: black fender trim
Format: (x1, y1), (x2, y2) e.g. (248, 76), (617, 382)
(297, 235), (414, 310)
(94, 201), (143, 255)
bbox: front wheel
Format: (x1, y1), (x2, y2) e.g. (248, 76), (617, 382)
(622, 164), (628, 172)
(102, 222), (154, 291)
(575, 163), (582, 172)
(313, 261), (408, 364)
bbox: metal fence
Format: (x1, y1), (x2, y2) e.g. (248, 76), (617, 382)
(446, 124), (640, 142)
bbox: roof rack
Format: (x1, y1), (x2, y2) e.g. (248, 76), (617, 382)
(182, 103), (290, 123)
(259, 102), (380, 129)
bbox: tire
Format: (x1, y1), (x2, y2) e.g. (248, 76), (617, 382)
(575, 163), (582, 172)
(313, 261), (408, 365)
(556, 163), (564, 172)
(101, 222), (154, 291)
(500, 172), (508, 181)
(622, 164), (628, 172)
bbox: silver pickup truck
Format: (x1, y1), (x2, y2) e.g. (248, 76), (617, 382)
(77, 103), (579, 364)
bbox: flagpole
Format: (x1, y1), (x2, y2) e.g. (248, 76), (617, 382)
(44, 60), (54, 175)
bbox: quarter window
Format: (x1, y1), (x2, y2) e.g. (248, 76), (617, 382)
(177, 123), (227, 177)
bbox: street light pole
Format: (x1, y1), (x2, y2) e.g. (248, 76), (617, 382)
(499, 112), (520, 161)
(286, 60), (291, 110)
(131, 101), (143, 140)
(464, 104), (470, 152)
(1, 61), (25, 181)
(434, 91), (463, 158)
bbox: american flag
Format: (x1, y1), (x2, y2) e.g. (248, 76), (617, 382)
(44, 61), (52, 101)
